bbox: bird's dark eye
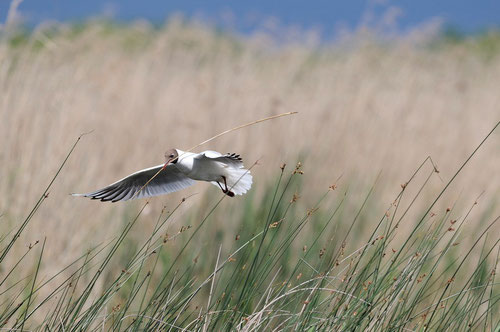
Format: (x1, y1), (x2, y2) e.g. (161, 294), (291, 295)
(169, 154), (174, 158)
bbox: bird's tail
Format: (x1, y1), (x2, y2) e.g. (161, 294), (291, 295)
(227, 168), (253, 195)
(212, 167), (252, 196)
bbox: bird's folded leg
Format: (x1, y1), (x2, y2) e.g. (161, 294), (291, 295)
(216, 181), (225, 193)
(222, 176), (235, 197)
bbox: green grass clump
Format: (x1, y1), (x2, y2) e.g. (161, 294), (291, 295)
(0, 123), (499, 331)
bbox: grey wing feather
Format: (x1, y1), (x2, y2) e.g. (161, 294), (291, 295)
(73, 164), (195, 202)
(200, 151), (244, 168)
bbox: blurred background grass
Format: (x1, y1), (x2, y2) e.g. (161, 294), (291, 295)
(0, 17), (499, 324)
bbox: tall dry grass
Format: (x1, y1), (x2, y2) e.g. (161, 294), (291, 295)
(0, 20), (499, 284)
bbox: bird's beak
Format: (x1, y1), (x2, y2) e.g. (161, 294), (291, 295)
(163, 156), (178, 169)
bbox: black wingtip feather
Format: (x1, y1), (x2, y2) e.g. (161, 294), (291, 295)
(225, 152), (243, 162)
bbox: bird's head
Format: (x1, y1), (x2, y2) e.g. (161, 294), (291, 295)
(163, 148), (179, 169)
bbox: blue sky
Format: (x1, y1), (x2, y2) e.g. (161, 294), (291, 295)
(1, 0), (499, 37)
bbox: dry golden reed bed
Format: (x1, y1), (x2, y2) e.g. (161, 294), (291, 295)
(0, 21), (499, 277)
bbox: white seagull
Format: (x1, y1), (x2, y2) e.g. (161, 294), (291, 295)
(73, 149), (253, 202)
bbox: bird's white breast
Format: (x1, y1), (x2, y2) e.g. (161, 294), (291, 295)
(176, 152), (225, 182)
(175, 151), (195, 174)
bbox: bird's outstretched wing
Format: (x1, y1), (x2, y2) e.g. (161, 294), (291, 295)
(72, 164), (195, 202)
(199, 150), (244, 168)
